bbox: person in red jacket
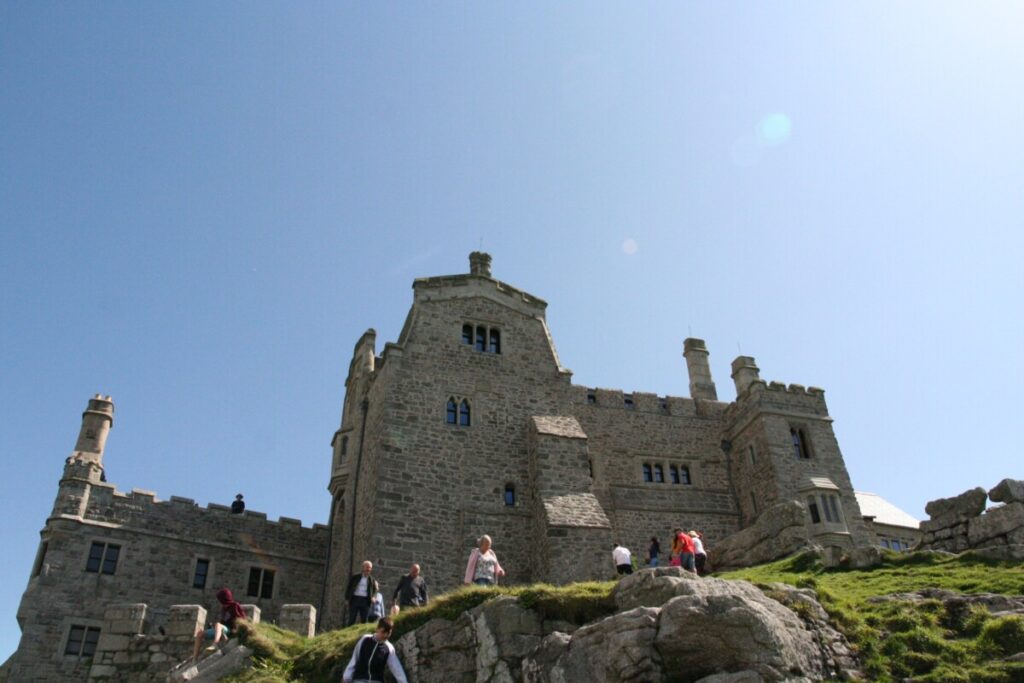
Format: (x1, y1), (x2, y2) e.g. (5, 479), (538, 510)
(192, 588), (246, 660)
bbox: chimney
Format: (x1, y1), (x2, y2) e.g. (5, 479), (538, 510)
(469, 252), (492, 277)
(683, 338), (718, 401)
(731, 357), (761, 396)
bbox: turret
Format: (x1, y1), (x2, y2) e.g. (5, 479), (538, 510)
(54, 395), (114, 518)
(683, 338), (718, 401)
(731, 356), (761, 396)
(469, 251), (492, 277)
(72, 394), (114, 464)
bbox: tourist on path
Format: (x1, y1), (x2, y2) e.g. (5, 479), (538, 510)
(690, 530), (708, 575)
(392, 563), (428, 611)
(192, 587), (246, 660)
(612, 542), (633, 575)
(345, 560), (380, 626)
(342, 617), (408, 683)
(463, 535), (505, 586)
(674, 528), (697, 573)
(647, 537), (660, 567)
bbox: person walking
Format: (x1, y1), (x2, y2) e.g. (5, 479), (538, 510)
(342, 617), (408, 683)
(392, 563), (428, 612)
(345, 560), (380, 626)
(612, 542), (633, 575)
(463, 535), (505, 586)
(674, 528), (697, 574)
(690, 530), (708, 575)
(647, 537), (661, 567)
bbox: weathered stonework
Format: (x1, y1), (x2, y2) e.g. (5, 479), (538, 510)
(918, 480), (1024, 558)
(9, 254), (878, 678)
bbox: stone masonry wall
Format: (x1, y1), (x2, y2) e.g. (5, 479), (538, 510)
(10, 485), (327, 682)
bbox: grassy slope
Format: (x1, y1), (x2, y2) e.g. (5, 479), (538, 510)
(229, 552), (1024, 683)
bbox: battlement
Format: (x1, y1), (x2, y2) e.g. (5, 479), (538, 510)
(570, 385), (703, 417)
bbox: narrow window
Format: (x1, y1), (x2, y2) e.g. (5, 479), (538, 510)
(586, 391), (596, 404)
(791, 429), (803, 459)
(462, 324), (473, 345)
(86, 542), (104, 573)
(247, 567), (275, 599)
(32, 541), (48, 578)
(193, 559), (210, 589)
(827, 495), (841, 523)
(750, 491), (758, 514)
(65, 626), (101, 657)
(642, 463), (653, 482)
(807, 496), (821, 524)
(340, 436), (348, 457)
(588, 458), (593, 478)
(86, 542), (120, 575)
(748, 445), (756, 466)
(654, 464), (664, 483)
(446, 398), (458, 425)
(101, 544), (120, 575)
(489, 328), (501, 354)
(679, 466), (692, 485)
(504, 484), (515, 506)
(624, 394), (634, 409)
(475, 326), (487, 351)
(821, 495), (836, 522)
(459, 399), (471, 426)
(669, 465), (680, 484)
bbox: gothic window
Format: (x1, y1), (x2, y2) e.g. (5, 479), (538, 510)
(462, 324), (473, 345)
(446, 398), (458, 425)
(475, 326), (487, 352)
(654, 464), (664, 482)
(489, 328), (501, 354)
(247, 567), (275, 599)
(459, 399), (471, 426)
(85, 541), (120, 575)
(624, 394), (635, 409)
(679, 465), (692, 485)
(504, 484), (516, 506)
(193, 558), (210, 589)
(791, 428), (811, 459)
(64, 625), (100, 657)
(669, 465), (680, 484)
(642, 463), (653, 482)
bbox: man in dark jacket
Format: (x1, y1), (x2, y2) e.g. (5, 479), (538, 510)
(345, 560), (380, 626)
(342, 618), (407, 683)
(391, 564), (428, 609)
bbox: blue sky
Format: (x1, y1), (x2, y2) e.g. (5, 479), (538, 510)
(2, 2), (1022, 661)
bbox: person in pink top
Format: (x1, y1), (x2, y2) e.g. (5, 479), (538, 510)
(463, 535), (505, 586)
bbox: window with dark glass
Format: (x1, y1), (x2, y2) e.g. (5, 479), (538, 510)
(654, 464), (664, 482)
(446, 398), (458, 424)
(504, 484), (515, 506)
(462, 324), (473, 345)
(32, 541), (48, 577)
(85, 542), (120, 575)
(669, 465), (680, 484)
(340, 436), (348, 457)
(586, 391), (596, 404)
(247, 567), (275, 599)
(65, 625), (101, 657)
(459, 399), (471, 426)
(489, 329), (501, 354)
(624, 394), (634, 409)
(475, 326), (487, 351)
(807, 496), (821, 524)
(193, 558), (210, 589)
(642, 463), (653, 482)
(679, 466), (692, 485)
(791, 428), (811, 459)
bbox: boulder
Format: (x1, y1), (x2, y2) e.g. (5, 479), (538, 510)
(968, 503), (1024, 546)
(924, 487), (987, 524)
(709, 501), (811, 570)
(612, 566), (701, 611)
(695, 673), (766, 683)
(989, 479), (1024, 505)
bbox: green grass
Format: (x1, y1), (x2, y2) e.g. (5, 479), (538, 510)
(721, 550), (1024, 682)
(226, 553), (1024, 683)
(226, 581), (616, 683)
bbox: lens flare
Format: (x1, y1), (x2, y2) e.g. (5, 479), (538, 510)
(757, 113), (792, 146)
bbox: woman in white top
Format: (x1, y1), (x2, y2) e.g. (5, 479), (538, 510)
(690, 530), (708, 576)
(463, 535), (506, 586)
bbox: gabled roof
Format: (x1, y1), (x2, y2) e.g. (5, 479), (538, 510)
(855, 491), (920, 530)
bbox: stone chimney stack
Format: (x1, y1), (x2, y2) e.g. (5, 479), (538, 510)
(683, 338), (718, 401)
(469, 251), (492, 277)
(731, 357), (761, 396)
(73, 394), (114, 465)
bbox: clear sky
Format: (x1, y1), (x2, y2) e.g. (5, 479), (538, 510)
(2, 2), (1022, 662)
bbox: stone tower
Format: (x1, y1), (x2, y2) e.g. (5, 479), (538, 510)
(53, 394), (114, 518)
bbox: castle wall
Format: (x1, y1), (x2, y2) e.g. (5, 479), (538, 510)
(10, 486), (327, 682)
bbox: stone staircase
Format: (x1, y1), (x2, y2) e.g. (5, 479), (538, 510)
(168, 639), (253, 682)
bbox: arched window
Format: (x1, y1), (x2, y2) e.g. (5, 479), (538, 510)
(462, 324), (473, 345)
(791, 428), (811, 459)
(642, 463), (653, 482)
(654, 464), (664, 483)
(475, 326), (487, 352)
(504, 484), (515, 506)
(669, 465), (680, 484)
(489, 328), (501, 354)
(446, 398), (458, 424)
(679, 466), (692, 485)
(459, 399), (471, 426)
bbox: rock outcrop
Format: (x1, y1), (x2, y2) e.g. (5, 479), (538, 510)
(918, 479), (1024, 559)
(708, 501), (813, 571)
(397, 568), (859, 683)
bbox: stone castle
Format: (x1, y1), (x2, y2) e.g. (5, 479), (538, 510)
(6, 252), (884, 681)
